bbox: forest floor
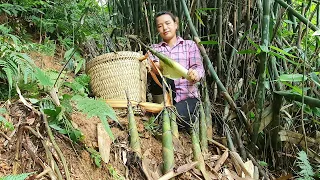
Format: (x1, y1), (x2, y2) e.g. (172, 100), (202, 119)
(0, 51), (290, 180)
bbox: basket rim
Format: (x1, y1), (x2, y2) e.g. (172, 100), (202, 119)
(86, 51), (144, 71)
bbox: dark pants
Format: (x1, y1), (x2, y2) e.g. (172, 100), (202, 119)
(149, 75), (199, 128)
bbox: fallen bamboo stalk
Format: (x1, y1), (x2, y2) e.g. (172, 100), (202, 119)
(43, 113), (71, 180)
(158, 161), (198, 180)
(42, 140), (63, 180)
(23, 142), (57, 180)
(208, 138), (228, 150)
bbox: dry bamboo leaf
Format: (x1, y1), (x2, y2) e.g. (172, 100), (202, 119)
(253, 166), (259, 180)
(229, 151), (251, 178)
(274, 174), (293, 180)
(279, 130), (319, 146)
(142, 149), (160, 180)
(97, 123), (112, 164)
(213, 150), (229, 172)
(224, 168), (234, 180)
(241, 160), (254, 178)
(258, 105), (273, 132)
(158, 161), (198, 180)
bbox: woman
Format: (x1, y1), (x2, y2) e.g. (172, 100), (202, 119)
(148, 11), (205, 128)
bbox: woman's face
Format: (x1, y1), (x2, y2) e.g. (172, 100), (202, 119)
(156, 14), (178, 42)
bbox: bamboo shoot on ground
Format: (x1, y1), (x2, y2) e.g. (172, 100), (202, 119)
(162, 108), (175, 174)
(127, 95), (142, 157)
(191, 128), (210, 180)
(199, 102), (208, 155)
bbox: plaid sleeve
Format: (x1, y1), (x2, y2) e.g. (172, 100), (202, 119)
(189, 41), (205, 79)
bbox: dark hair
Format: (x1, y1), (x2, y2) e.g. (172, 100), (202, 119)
(155, 11), (177, 24)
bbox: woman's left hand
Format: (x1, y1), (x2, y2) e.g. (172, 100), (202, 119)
(187, 69), (200, 83)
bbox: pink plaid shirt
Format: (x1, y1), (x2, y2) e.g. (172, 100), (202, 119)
(149, 36), (204, 103)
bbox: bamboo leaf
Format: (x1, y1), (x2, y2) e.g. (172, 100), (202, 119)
(281, 82), (303, 95)
(64, 48), (74, 59)
(238, 49), (256, 54)
(269, 46), (297, 58)
(260, 45), (269, 52)
(195, 11), (205, 26)
(279, 74), (307, 82)
(310, 72), (320, 88)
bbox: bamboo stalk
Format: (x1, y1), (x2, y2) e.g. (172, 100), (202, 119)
(252, 0), (271, 144)
(217, 0), (222, 80)
(274, 91), (320, 108)
(179, 0), (252, 135)
(275, 0), (319, 31)
(199, 101), (208, 154)
(286, 0), (297, 32)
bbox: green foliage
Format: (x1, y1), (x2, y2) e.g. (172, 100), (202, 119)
(40, 98), (84, 142)
(34, 67), (54, 87)
(143, 116), (159, 135)
(86, 147), (102, 168)
(0, 108), (14, 130)
(107, 165), (125, 180)
(71, 95), (118, 141)
(64, 74), (90, 96)
(296, 151), (314, 180)
(0, 24), (35, 97)
(0, 172), (34, 180)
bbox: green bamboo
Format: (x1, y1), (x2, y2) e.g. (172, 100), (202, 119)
(170, 109), (179, 139)
(191, 128), (210, 180)
(179, 0), (252, 134)
(275, 0), (319, 31)
(162, 108), (175, 174)
(203, 82), (212, 140)
(286, 0), (297, 32)
(148, 0), (155, 43)
(270, 93), (282, 151)
(252, 0), (271, 144)
(199, 102), (208, 154)
(274, 91), (320, 108)
(127, 94), (142, 157)
(217, 0), (222, 80)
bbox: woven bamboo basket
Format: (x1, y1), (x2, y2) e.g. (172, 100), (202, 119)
(86, 51), (148, 102)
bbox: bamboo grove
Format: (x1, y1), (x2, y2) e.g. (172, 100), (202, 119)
(1, 0), (320, 178)
(110, 0), (320, 175)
